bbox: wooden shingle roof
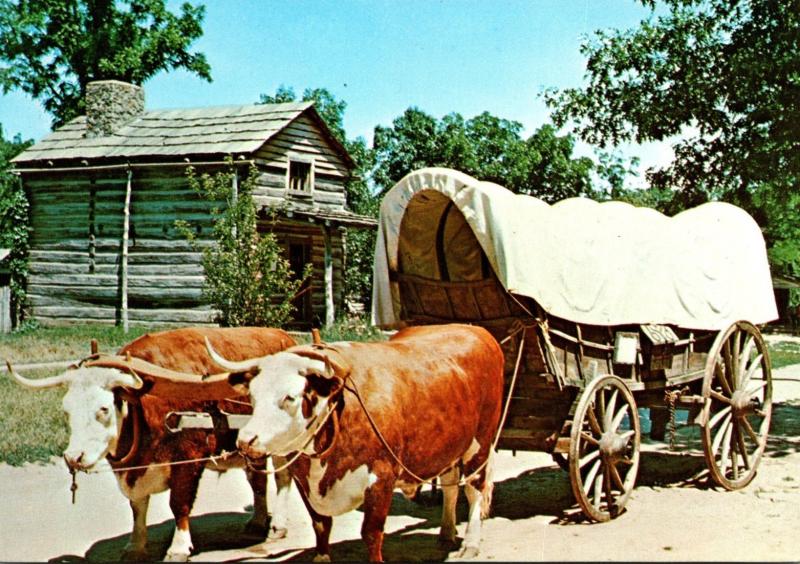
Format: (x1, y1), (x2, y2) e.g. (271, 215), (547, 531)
(12, 101), (317, 164)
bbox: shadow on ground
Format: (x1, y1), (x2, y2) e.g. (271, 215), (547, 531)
(48, 401), (799, 562)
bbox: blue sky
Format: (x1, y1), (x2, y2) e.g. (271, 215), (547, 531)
(0, 0), (670, 182)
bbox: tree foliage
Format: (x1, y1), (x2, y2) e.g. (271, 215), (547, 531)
(546, 0), (800, 205)
(0, 0), (211, 126)
(372, 107), (595, 202)
(546, 0), (800, 281)
(0, 125), (31, 326)
(178, 163), (308, 328)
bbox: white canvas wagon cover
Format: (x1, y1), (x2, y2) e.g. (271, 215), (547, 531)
(372, 167), (777, 331)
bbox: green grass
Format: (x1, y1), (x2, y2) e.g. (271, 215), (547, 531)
(0, 367), (68, 466)
(767, 339), (800, 369)
(0, 323), (164, 365)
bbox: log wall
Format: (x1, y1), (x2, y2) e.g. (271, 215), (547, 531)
(25, 165), (347, 327)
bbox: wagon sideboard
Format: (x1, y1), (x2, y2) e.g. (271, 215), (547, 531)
(397, 270), (715, 452)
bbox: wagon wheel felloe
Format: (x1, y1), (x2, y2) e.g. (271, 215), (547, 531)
(568, 375), (641, 522)
(701, 321), (772, 490)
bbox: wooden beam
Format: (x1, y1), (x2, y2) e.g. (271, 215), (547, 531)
(120, 167), (132, 332)
(323, 223), (334, 327)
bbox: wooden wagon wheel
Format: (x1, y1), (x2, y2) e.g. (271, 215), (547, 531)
(568, 375), (641, 522)
(701, 321), (772, 490)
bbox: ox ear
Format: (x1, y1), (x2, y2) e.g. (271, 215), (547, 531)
(227, 369), (258, 395)
(108, 370), (144, 392)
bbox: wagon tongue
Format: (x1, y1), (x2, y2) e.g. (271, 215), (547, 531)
(84, 354), (239, 399)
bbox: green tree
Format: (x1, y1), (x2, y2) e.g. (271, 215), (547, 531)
(372, 107), (595, 202)
(0, 125), (32, 326)
(0, 0), (211, 126)
(178, 163), (308, 328)
(546, 0), (800, 206)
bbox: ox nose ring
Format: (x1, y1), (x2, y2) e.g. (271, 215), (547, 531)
(64, 453), (83, 469)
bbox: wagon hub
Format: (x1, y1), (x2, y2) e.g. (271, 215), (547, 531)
(599, 430), (630, 460)
(730, 390), (758, 416)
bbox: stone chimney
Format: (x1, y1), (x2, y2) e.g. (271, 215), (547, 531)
(84, 80), (144, 137)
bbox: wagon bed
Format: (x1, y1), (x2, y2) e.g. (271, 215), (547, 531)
(373, 168), (777, 521)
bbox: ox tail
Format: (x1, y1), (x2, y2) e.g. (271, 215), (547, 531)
(480, 448), (495, 520)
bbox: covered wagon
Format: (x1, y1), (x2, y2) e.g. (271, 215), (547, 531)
(372, 167), (778, 521)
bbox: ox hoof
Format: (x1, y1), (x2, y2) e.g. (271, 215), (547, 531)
(164, 551), (191, 562)
(267, 526), (288, 541)
(243, 519), (268, 537)
(312, 554), (332, 563)
(450, 546), (480, 560)
(438, 526), (458, 546)
(121, 547), (149, 561)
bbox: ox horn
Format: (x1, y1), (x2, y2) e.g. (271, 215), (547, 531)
(205, 337), (262, 373)
(84, 355), (237, 400)
(5, 360), (70, 389)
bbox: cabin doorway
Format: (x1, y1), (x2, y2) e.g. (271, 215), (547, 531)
(288, 241), (312, 326)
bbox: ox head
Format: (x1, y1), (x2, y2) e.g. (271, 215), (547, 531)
(7, 356), (237, 471)
(6, 362), (143, 471)
(205, 338), (350, 458)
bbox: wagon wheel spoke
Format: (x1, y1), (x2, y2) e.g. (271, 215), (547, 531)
(617, 455), (635, 466)
(592, 473), (603, 510)
(709, 389), (732, 405)
(717, 420), (734, 476)
(603, 467), (616, 515)
(722, 341), (735, 389)
(740, 416), (760, 444)
(580, 431), (600, 447)
(711, 414), (733, 457)
(702, 322), (772, 490)
(610, 403), (630, 433)
(609, 462), (626, 491)
(714, 361), (734, 397)
(583, 459), (601, 498)
(741, 353), (764, 391)
(735, 425), (751, 471)
(738, 335), (755, 387)
(586, 405), (603, 436)
(708, 405), (732, 431)
(604, 389), (619, 430)
(579, 448), (600, 469)
(731, 330), (741, 386)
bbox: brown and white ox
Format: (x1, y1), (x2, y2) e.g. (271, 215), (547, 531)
(8, 326), (296, 561)
(205, 323), (505, 562)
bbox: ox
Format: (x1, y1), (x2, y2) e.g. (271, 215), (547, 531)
(8, 326), (296, 561)
(206, 323), (505, 562)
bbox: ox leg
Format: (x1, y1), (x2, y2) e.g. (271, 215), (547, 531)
(122, 496), (150, 560)
(296, 482), (333, 562)
(267, 458), (293, 540)
(457, 482), (484, 559)
(361, 472), (396, 562)
(164, 463), (204, 562)
(244, 465), (269, 536)
(438, 467), (459, 546)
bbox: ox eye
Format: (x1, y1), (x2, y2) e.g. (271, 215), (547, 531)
(96, 406), (111, 424)
(280, 395), (297, 409)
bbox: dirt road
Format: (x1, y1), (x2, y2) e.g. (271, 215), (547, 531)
(2, 364), (799, 562)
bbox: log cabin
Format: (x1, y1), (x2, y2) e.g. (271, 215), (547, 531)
(11, 80), (375, 328)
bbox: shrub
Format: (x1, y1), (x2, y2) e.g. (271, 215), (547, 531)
(177, 161), (309, 327)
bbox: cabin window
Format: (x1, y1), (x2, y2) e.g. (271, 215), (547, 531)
(287, 157), (314, 195)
